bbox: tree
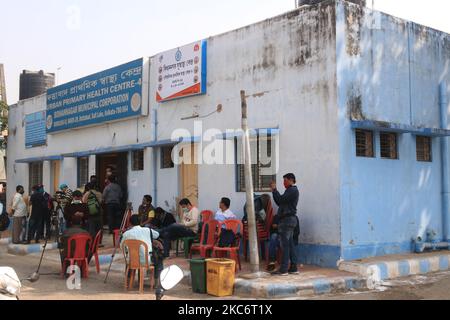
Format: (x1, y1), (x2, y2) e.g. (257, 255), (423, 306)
(0, 101), (8, 150)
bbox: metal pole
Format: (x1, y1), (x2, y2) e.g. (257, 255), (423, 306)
(240, 90), (260, 273)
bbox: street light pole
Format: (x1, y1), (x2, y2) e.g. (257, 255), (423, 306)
(240, 90), (260, 274)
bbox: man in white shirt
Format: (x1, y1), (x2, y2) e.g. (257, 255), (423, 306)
(10, 185), (27, 244)
(159, 198), (200, 258)
(120, 215), (163, 284)
(215, 197), (237, 223)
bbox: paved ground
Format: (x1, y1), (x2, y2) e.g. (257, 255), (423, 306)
(3, 231), (450, 300)
(311, 271), (450, 300)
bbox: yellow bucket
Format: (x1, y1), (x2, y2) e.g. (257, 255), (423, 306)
(206, 258), (236, 297)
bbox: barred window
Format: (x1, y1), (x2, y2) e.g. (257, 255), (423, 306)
(416, 136), (432, 162)
(78, 157), (89, 188)
(380, 132), (398, 160)
(355, 129), (374, 158)
(132, 150), (144, 171)
(29, 162), (43, 193)
(161, 146), (175, 169)
(236, 135), (276, 192)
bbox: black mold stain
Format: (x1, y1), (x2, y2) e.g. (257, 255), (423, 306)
(345, 2), (365, 56)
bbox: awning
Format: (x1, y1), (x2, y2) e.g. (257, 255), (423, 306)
(351, 120), (450, 137)
(62, 136), (201, 158)
(15, 155), (64, 164)
(216, 128), (280, 140)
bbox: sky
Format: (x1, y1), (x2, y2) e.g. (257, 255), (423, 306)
(1, 0), (450, 104)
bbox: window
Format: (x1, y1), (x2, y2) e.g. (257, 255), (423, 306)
(380, 132), (398, 160)
(77, 157), (89, 188)
(355, 129), (374, 158)
(416, 136), (432, 162)
(161, 146), (175, 169)
(236, 135), (277, 192)
(29, 162), (43, 193)
(132, 150), (144, 171)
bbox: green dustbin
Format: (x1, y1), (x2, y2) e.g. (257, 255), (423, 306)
(190, 259), (207, 294)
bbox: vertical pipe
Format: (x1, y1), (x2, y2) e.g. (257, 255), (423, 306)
(241, 90), (260, 273)
(152, 108), (158, 206)
(440, 81), (450, 241)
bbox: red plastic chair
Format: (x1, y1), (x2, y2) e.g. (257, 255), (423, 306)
(201, 210), (214, 222)
(243, 200), (274, 263)
(90, 230), (103, 274)
(61, 234), (93, 279)
(190, 220), (219, 258)
(212, 220), (243, 272)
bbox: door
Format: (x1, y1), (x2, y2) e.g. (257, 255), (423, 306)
(179, 143), (199, 215)
(51, 160), (61, 195)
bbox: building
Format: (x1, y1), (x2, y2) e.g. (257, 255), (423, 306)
(7, 0), (450, 268)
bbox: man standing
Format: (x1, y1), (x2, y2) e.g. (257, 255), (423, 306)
(270, 173), (300, 276)
(27, 185), (48, 244)
(102, 175), (123, 234)
(82, 183), (103, 238)
(10, 185), (27, 244)
(64, 190), (89, 229)
(159, 198), (199, 258)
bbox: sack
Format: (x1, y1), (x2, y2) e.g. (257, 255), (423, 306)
(87, 192), (100, 216)
(0, 212), (10, 232)
(218, 229), (239, 248)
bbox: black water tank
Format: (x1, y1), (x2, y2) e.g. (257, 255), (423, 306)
(19, 70), (55, 100)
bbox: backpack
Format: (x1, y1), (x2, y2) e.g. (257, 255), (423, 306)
(87, 192), (100, 216)
(0, 203), (10, 232)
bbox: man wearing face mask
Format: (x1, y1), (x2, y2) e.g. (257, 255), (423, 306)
(10, 185), (28, 244)
(270, 173), (300, 276)
(159, 198), (199, 258)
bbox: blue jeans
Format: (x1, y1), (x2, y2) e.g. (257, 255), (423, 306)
(269, 233), (281, 262)
(279, 216), (298, 272)
(159, 224), (196, 257)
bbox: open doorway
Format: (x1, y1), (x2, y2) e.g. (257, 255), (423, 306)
(96, 152), (129, 224)
(178, 143), (199, 218)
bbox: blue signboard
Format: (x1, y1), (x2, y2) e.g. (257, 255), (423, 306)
(46, 58), (143, 133)
(25, 111), (47, 148)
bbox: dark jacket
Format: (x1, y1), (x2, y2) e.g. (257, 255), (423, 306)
(64, 202), (89, 228)
(102, 183), (123, 205)
(30, 192), (49, 218)
(272, 185), (299, 220)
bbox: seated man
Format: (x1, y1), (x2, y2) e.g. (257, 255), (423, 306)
(58, 214), (90, 268)
(120, 215), (163, 288)
(138, 195), (155, 227)
(153, 207), (176, 230)
(215, 197), (237, 223)
(64, 190), (89, 229)
(159, 198), (199, 258)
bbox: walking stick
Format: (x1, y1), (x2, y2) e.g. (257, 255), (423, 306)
(104, 203), (133, 284)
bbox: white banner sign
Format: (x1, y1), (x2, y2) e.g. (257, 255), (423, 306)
(156, 40), (207, 102)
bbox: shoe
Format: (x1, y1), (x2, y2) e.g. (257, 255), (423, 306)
(288, 264), (300, 274)
(271, 270), (288, 276)
(266, 262), (276, 272)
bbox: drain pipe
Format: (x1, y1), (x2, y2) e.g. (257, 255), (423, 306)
(152, 108), (158, 206)
(414, 82), (450, 253)
(441, 81), (450, 242)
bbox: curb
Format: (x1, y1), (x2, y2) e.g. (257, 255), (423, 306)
(339, 253), (450, 288)
(182, 270), (365, 298)
(7, 242), (59, 256)
(0, 238), (11, 245)
(233, 276), (367, 298)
